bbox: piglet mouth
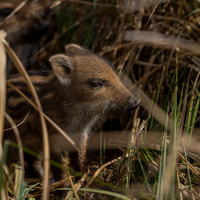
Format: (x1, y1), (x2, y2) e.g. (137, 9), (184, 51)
(126, 97), (141, 112)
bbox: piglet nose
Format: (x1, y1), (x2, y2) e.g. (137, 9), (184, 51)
(127, 96), (141, 111)
(38, 20), (49, 32)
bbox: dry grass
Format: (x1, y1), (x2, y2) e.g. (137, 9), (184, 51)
(1, 0), (200, 199)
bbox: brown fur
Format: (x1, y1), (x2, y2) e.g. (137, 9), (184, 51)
(4, 44), (140, 198)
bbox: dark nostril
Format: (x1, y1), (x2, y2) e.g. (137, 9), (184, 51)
(127, 97), (141, 111)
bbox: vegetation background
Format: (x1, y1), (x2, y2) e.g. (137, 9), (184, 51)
(1, 0), (200, 199)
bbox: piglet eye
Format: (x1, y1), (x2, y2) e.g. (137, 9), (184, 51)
(87, 79), (104, 88)
(91, 81), (103, 87)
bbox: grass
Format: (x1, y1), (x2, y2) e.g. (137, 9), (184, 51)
(2, 82), (200, 199)
(1, 0), (200, 199)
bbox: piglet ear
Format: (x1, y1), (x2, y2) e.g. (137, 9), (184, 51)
(65, 43), (87, 54)
(49, 54), (74, 85)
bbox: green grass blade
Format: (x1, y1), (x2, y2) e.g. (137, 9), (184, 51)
(22, 182), (40, 200)
(166, 65), (178, 200)
(58, 188), (131, 200)
(137, 153), (152, 193)
(183, 145), (194, 200)
(84, 17), (96, 48)
(149, 67), (165, 130)
(189, 87), (200, 134)
(156, 105), (168, 200)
